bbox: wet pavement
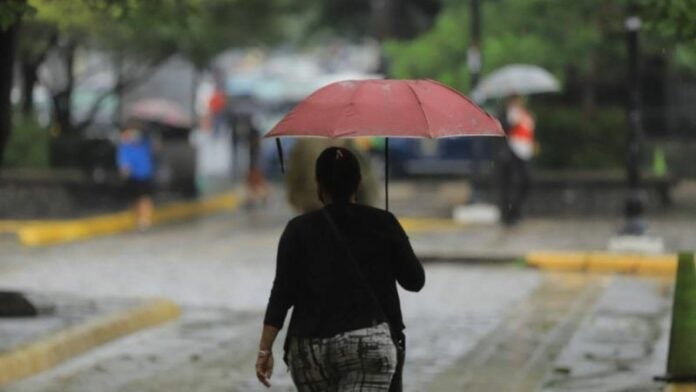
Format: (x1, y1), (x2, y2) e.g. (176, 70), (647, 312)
(0, 293), (138, 353)
(542, 277), (672, 392)
(0, 190), (677, 391)
(4, 265), (543, 392)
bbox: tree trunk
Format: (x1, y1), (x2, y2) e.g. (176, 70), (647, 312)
(51, 42), (76, 135)
(20, 61), (39, 116)
(51, 90), (72, 135)
(581, 57), (597, 116)
(0, 23), (19, 167)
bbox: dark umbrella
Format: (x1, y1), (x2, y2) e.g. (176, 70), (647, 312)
(265, 79), (504, 210)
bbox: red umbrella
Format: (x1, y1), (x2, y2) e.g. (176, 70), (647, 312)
(265, 79), (504, 209)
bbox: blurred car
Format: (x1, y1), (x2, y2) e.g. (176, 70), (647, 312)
(385, 138), (498, 178)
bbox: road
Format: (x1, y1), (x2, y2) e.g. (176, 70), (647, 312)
(0, 203), (672, 391)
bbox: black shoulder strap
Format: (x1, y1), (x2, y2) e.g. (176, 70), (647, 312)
(321, 208), (386, 320)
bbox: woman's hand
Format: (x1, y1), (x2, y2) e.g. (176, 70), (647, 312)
(255, 351), (274, 387)
(256, 324), (279, 387)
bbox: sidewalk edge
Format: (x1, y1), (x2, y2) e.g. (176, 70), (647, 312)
(13, 191), (239, 246)
(0, 298), (181, 387)
(526, 251), (678, 276)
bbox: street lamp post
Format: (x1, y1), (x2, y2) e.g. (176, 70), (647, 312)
(468, 0), (481, 88)
(622, 13), (645, 235)
(468, 0), (483, 202)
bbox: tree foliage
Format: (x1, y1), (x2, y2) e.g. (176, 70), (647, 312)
(385, 0), (628, 93)
(642, 0), (696, 43)
(0, 0), (33, 30)
(294, 0), (441, 42)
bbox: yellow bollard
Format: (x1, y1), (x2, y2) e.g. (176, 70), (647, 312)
(656, 252), (696, 388)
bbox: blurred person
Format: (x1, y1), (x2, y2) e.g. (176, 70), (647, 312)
(241, 115), (269, 207)
(190, 114), (233, 195)
(209, 80), (228, 137)
(286, 139), (379, 212)
(256, 147), (425, 391)
(117, 120), (155, 230)
(498, 95), (535, 225)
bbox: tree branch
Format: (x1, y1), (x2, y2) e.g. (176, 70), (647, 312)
(74, 53), (172, 132)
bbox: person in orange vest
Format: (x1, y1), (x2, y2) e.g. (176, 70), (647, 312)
(498, 94), (535, 225)
(209, 86), (227, 136)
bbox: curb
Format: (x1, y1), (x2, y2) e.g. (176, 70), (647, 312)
(665, 385), (696, 391)
(7, 191), (239, 246)
(0, 299), (181, 387)
(0, 221), (42, 235)
(399, 217), (463, 233)
(419, 253), (518, 264)
(526, 251), (677, 276)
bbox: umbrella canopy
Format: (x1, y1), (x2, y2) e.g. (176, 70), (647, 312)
(266, 79), (503, 139)
(128, 99), (192, 129)
(471, 64), (560, 102)
(265, 79), (503, 211)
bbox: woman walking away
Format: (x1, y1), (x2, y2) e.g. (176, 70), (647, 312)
(256, 146), (425, 391)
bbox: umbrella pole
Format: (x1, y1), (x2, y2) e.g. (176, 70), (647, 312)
(385, 137), (389, 211)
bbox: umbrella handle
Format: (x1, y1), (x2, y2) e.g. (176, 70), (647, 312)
(276, 138), (285, 174)
(385, 137), (389, 211)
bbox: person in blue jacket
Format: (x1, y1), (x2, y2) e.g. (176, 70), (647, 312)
(117, 120), (155, 229)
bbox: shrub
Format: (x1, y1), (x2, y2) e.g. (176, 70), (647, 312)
(4, 113), (50, 168)
(532, 105), (627, 170)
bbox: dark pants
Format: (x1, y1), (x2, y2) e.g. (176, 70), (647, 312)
(498, 148), (531, 225)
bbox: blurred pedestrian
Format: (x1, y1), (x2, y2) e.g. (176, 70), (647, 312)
(190, 114), (233, 195)
(256, 147), (425, 391)
(241, 115), (269, 207)
(117, 120), (155, 230)
(286, 139), (379, 212)
(209, 82), (228, 137)
(498, 95), (535, 225)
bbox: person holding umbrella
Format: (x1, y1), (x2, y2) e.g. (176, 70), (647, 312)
(256, 146), (425, 391)
(471, 64), (559, 225)
(498, 94), (536, 225)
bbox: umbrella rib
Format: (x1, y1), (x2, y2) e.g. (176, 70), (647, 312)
(405, 83), (432, 138)
(332, 82), (363, 137)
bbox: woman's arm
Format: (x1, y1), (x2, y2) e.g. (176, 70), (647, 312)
(257, 222), (297, 387)
(389, 214), (425, 292)
(263, 223), (297, 328)
(256, 324), (279, 388)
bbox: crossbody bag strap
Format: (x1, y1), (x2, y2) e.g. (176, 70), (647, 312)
(321, 208), (387, 321)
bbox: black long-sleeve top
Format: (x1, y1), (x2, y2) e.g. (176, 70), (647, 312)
(263, 203), (425, 340)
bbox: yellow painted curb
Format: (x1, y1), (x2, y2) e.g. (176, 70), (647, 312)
(399, 217), (462, 233)
(527, 251), (678, 276)
(7, 191), (239, 246)
(665, 385), (696, 392)
(0, 299), (180, 387)
(0, 220), (44, 234)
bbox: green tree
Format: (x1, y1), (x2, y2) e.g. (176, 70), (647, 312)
(385, 0), (625, 101)
(5, 0), (293, 167)
(643, 0), (696, 43)
(0, 0), (34, 166)
(642, 0), (696, 74)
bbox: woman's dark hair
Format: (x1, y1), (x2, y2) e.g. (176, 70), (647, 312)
(315, 146), (361, 202)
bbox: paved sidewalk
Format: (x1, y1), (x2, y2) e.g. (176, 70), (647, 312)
(408, 217), (696, 260)
(0, 293), (179, 387)
(541, 276), (672, 391)
(0, 293), (137, 353)
(389, 180), (696, 262)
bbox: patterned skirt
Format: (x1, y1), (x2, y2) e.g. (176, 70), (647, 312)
(287, 323), (397, 392)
